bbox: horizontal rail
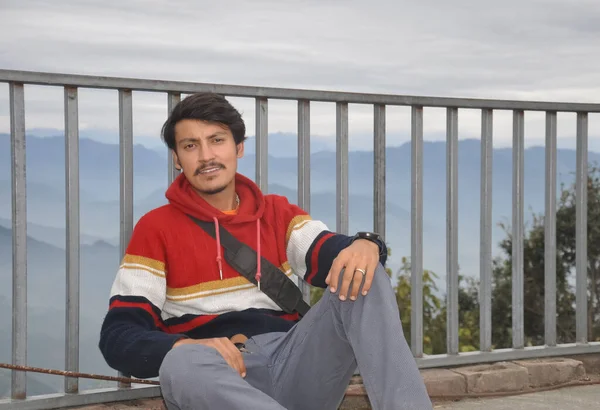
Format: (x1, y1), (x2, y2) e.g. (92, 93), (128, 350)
(416, 342), (600, 369)
(0, 386), (161, 410)
(2, 69), (600, 111)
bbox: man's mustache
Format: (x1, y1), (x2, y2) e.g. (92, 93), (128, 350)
(194, 163), (225, 175)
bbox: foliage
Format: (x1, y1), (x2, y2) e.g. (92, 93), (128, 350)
(309, 165), (600, 353)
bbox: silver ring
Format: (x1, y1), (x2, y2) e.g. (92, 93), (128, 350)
(355, 268), (366, 276)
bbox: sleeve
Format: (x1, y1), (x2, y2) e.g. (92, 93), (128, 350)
(98, 214), (186, 379)
(276, 196), (387, 288)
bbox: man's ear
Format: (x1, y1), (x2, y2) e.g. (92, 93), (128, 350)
(172, 150), (182, 170)
(236, 142), (245, 158)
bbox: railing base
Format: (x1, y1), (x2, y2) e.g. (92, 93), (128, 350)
(416, 342), (600, 368)
(0, 386), (161, 410)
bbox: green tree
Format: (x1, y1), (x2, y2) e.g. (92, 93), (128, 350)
(393, 257), (480, 354)
(487, 165), (600, 347)
(555, 164), (600, 341)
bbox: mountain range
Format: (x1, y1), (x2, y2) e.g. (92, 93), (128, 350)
(1, 130), (597, 397)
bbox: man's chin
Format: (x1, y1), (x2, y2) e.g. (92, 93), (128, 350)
(192, 182), (229, 196)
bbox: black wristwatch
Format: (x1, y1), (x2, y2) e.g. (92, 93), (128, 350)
(352, 231), (387, 257)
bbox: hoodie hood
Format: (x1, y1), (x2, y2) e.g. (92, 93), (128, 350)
(165, 172), (265, 285)
(166, 172), (265, 224)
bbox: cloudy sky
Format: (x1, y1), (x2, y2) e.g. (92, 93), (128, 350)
(0, 0), (599, 150)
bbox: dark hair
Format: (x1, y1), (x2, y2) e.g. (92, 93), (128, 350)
(161, 92), (246, 150)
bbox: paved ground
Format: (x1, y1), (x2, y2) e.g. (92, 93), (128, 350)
(434, 385), (600, 409)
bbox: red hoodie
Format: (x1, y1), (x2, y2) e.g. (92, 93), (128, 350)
(99, 172), (363, 379)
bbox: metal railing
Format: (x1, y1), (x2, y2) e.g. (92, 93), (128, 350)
(1, 69), (599, 409)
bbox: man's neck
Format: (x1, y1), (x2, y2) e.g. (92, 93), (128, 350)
(197, 185), (237, 212)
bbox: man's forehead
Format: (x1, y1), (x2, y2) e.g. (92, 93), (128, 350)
(174, 120), (230, 140)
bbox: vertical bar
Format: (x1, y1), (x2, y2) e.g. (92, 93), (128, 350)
(64, 86), (80, 394)
(167, 92), (181, 186)
(118, 89), (133, 388)
(480, 109), (493, 352)
(297, 100), (311, 304)
(336, 102), (349, 235)
(373, 104), (386, 238)
(297, 100), (311, 213)
(576, 112), (588, 343)
(446, 107), (459, 355)
(411, 106), (424, 357)
(544, 111), (557, 347)
(10, 82), (27, 400)
(512, 110), (525, 349)
(255, 97), (268, 192)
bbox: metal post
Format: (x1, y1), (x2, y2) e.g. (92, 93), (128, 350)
(167, 92), (181, 185)
(118, 89), (133, 388)
(255, 97), (268, 192)
(64, 86), (80, 393)
(512, 110), (525, 349)
(446, 107), (459, 355)
(411, 106), (424, 357)
(10, 82), (27, 400)
(297, 99), (311, 304)
(336, 102), (349, 235)
(373, 104), (386, 238)
(480, 109), (493, 352)
(544, 111), (557, 347)
(576, 112), (588, 344)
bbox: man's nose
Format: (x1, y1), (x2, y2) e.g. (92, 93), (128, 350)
(198, 143), (215, 162)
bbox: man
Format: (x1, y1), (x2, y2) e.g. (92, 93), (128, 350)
(99, 92), (432, 410)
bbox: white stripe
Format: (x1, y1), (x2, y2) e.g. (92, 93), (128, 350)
(120, 262), (165, 278)
(286, 220), (329, 278)
(166, 271), (296, 301)
(161, 286), (282, 320)
(110, 267), (166, 309)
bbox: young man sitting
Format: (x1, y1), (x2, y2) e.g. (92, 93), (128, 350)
(99, 92), (432, 410)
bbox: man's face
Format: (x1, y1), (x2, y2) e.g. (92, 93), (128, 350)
(172, 119), (244, 195)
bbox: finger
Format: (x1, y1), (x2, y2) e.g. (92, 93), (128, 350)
(234, 348), (247, 378)
(328, 256), (345, 293)
(349, 262), (367, 300)
(338, 261), (356, 301)
(223, 339), (246, 377)
(361, 260), (378, 296)
(224, 340), (246, 378)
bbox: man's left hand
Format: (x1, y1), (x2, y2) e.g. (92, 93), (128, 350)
(325, 239), (380, 301)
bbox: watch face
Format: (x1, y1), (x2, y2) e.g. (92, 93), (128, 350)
(359, 232), (380, 241)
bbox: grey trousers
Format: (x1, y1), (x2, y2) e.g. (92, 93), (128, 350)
(159, 264), (433, 410)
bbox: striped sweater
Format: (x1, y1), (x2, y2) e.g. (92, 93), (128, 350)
(99, 172), (387, 378)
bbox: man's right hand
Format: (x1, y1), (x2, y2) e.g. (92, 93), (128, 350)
(173, 337), (246, 378)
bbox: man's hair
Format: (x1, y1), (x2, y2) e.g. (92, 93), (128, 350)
(161, 92), (247, 150)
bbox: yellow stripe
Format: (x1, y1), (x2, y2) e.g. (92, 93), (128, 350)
(120, 264), (166, 279)
(167, 276), (251, 296)
(286, 215), (312, 245)
(123, 254), (165, 272)
(167, 284), (257, 302)
(167, 265), (294, 298)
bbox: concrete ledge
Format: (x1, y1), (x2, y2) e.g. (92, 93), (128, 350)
(514, 358), (586, 387)
(421, 369), (467, 397)
(69, 356), (597, 410)
(452, 361), (529, 393)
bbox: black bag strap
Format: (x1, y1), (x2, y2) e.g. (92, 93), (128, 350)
(187, 215), (310, 317)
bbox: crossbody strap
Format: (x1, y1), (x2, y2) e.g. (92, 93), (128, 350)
(187, 215), (310, 317)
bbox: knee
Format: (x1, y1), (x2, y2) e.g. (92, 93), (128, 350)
(159, 344), (222, 396)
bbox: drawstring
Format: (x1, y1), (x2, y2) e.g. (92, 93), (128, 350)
(212, 216), (262, 289)
(213, 216), (223, 280)
(256, 219), (261, 290)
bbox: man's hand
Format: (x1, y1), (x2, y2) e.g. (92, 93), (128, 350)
(325, 239), (380, 301)
(173, 337), (246, 378)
